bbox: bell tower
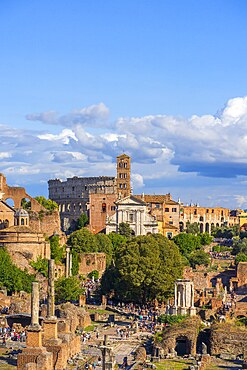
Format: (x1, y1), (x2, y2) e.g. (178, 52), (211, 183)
(116, 154), (131, 198)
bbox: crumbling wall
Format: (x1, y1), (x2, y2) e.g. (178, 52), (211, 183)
(78, 252), (106, 277)
(56, 302), (91, 332)
(210, 322), (247, 356)
(29, 210), (62, 238)
(158, 317), (201, 356)
(237, 262), (247, 288)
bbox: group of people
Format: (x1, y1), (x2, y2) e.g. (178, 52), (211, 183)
(0, 326), (26, 344)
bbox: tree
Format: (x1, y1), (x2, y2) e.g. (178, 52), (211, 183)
(35, 196), (58, 211)
(76, 213), (88, 230)
(88, 270), (99, 279)
(119, 222), (133, 238)
(55, 276), (84, 302)
(49, 235), (64, 263)
(101, 234), (183, 303)
(0, 248), (34, 293)
(173, 233), (201, 258)
(67, 228), (99, 253)
(199, 233), (213, 246)
(235, 253), (247, 264)
(107, 232), (127, 250)
(186, 222), (199, 235)
(232, 238), (247, 255)
(95, 233), (113, 266)
(21, 198), (31, 210)
(212, 225), (239, 239)
(30, 257), (48, 277)
(189, 250), (210, 269)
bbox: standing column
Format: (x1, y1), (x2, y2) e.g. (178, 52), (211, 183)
(31, 282), (40, 327)
(182, 285), (186, 307)
(191, 283), (194, 307)
(66, 246), (70, 278)
(47, 259), (55, 319)
(174, 283), (177, 307)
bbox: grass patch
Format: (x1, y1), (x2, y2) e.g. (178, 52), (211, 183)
(84, 324), (97, 332)
(154, 359), (193, 370)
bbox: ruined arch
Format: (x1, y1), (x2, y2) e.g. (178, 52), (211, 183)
(5, 198), (15, 207)
(200, 223), (204, 233)
(175, 336), (191, 356)
(21, 197), (31, 210)
(205, 223), (210, 233)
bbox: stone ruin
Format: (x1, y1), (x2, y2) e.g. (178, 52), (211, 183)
(168, 279), (197, 316)
(17, 259), (90, 370)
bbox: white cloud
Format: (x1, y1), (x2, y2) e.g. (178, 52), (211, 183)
(26, 102), (110, 128)
(2, 96), (247, 208)
(0, 152), (11, 159)
(38, 129), (78, 144)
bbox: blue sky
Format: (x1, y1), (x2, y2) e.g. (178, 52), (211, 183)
(1, 1), (247, 208)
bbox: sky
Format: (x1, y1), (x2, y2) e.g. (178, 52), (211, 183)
(1, 0), (247, 209)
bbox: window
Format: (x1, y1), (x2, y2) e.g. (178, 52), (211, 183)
(124, 162), (127, 168)
(123, 184), (127, 188)
(102, 203), (106, 212)
(124, 173), (127, 178)
(129, 213), (134, 222)
(206, 209), (209, 213)
(155, 204), (160, 209)
(194, 209), (197, 215)
(212, 209), (214, 213)
(111, 206), (116, 211)
(119, 184), (123, 189)
(72, 186), (75, 191)
(119, 162), (123, 168)
(119, 173), (123, 178)
(165, 208), (169, 212)
(172, 208), (177, 212)
(85, 186), (87, 190)
(169, 221), (173, 225)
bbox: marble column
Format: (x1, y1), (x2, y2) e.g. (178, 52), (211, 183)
(31, 282), (40, 327)
(47, 259), (56, 319)
(174, 283), (177, 307)
(66, 246), (70, 278)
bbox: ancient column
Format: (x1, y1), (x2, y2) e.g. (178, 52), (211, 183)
(47, 259), (55, 319)
(183, 284), (186, 307)
(31, 282), (40, 327)
(66, 246), (70, 278)
(43, 259), (58, 342)
(191, 283), (194, 307)
(174, 283), (177, 307)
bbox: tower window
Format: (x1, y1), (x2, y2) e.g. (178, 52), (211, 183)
(102, 203), (106, 212)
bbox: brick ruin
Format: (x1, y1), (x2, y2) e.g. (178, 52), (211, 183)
(17, 260), (90, 370)
(78, 252), (106, 278)
(0, 173), (61, 237)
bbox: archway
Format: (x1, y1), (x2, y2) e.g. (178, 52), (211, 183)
(205, 223), (210, 233)
(175, 336), (191, 356)
(5, 198), (15, 208)
(179, 222), (184, 232)
(21, 198), (31, 210)
(200, 223), (204, 233)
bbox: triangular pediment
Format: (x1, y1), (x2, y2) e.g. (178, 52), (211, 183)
(115, 195), (146, 206)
